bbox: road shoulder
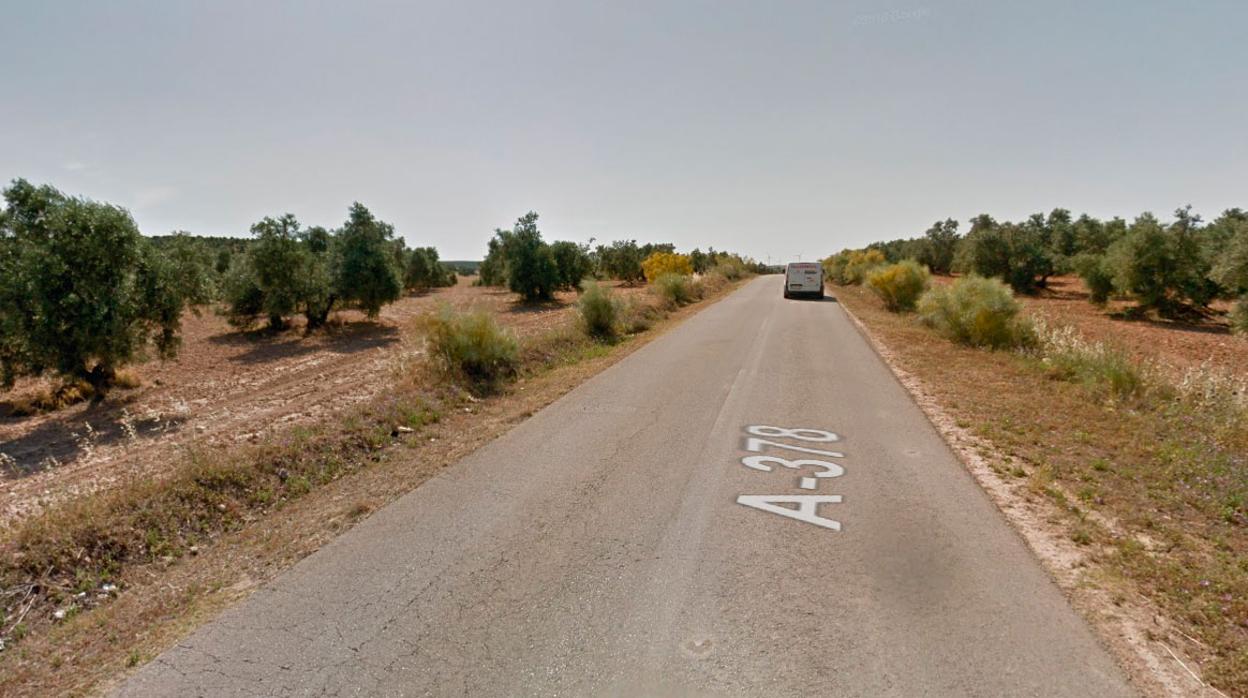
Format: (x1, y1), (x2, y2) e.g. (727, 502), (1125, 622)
(834, 286), (1216, 698)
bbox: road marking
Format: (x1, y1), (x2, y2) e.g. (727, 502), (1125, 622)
(735, 425), (846, 531)
(745, 425), (840, 442)
(740, 455), (844, 487)
(736, 494), (842, 531)
(743, 437), (844, 459)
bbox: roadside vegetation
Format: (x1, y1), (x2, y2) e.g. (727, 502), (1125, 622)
(866, 260), (929, 312)
(576, 281), (621, 341)
(827, 205), (1248, 694)
(826, 206), (1248, 331)
(0, 178), (762, 694)
(917, 276), (1033, 349)
(0, 268), (751, 692)
(477, 212), (764, 298)
(1, 180), (766, 417)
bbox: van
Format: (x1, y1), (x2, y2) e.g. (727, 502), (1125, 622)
(784, 262), (824, 299)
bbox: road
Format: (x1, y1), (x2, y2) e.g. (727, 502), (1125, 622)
(118, 276), (1133, 697)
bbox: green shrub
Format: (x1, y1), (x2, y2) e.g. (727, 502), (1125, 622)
(866, 260), (930, 312)
(577, 281), (619, 340)
(822, 253), (846, 284)
(652, 272), (697, 307)
(1072, 253), (1114, 305)
(826, 249), (887, 285)
(712, 261), (744, 281)
(917, 275), (1033, 349)
(424, 308), (518, 392)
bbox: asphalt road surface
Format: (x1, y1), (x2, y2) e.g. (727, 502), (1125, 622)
(118, 276), (1134, 697)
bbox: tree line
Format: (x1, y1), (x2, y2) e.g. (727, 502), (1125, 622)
(476, 211), (763, 301)
(0, 181), (764, 397)
(827, 207), (1248, 330)
(0, 180), (456, 396)
(220, 204), (459, 331)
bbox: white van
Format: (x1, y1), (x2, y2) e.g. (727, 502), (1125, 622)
(784, 262), (824, 299)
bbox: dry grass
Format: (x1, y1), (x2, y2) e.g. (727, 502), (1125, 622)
(6, 371), (143, 418)
(0, 274), (748, 697)
(7, 380), (94, 417)
(836, 282), (1248, 695)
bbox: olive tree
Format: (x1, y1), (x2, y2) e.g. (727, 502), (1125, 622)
(1104, 213), (1183, 315)
(955, 214), (1053, 294)
(405, 246), (456, 290)
(0, 179), (185, 396)
(248, 214), (310, 329)
(917, 218), (959, 274)
(225, 216), (337, 330)
(597, 239), (646, 284)
(1210, 214), (1248, 332)
(478, 233), (510, 287)
(1210, 212), (1248, 294)
(335, 203), (403, 317)
(549, 240), (592, 290)
(500, 212), (558, 301)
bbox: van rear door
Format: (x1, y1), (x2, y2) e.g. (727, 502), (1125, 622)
(785, 263), (823, 296)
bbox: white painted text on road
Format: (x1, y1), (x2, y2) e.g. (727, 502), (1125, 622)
(736, 425), (845, 531)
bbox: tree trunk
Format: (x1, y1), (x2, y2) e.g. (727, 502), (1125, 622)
(304, 295), (336, 332)
(85, 363), (115, 402)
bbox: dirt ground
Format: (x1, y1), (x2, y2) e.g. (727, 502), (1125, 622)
(934, 274), (1248, 375)
(0, 277), (644, 527)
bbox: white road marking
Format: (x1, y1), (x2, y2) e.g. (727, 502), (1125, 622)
(736, 494), (842, 531)
(743, 437), (844, 459)
(737, 425), (847, 530)
(745, 426), (840, 442)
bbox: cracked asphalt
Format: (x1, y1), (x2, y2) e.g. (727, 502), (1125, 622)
(116, 277), (1134, 697)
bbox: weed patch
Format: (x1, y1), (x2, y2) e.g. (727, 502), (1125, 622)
(651, 273), (697, 308)
(1030, 318), (1150, 402)
(576, 281), (620, 341)
(423, 308), (519, 394)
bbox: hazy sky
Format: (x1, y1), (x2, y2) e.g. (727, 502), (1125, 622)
(3, 1), (1246, 262)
